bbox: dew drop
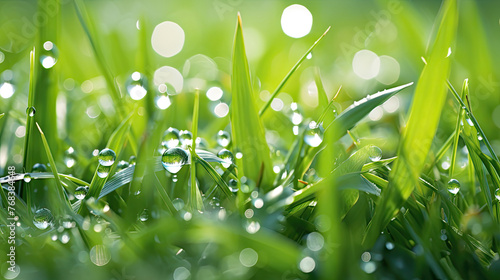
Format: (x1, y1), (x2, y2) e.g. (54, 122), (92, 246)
(447, 179), (460, 195)
(33, 208), (53, 230)
(97, 165), (111, 178)
(40, 41), (59, 69)
(217, 149), (234, 168)
(74, 186), (89, 200)
(23, 174), (32, 183)
(216, 130), (231, 147)
(98, 148), (116, 166)
(162, 127), (180, 149)
(173, 198), (185, 211)
(162, 147), (189, 174)
(89, 245), (111, 266)
(179, 130), (193, 147)
(129, 155), (137, 165)
(32, 163), (47, 172)
(228, 179), (239, 192)
(304, 121), (324, 147)
(369, 146), (382, 161)
(126, 71), (148, 100)
(26, 106), (36, 117)
(116, 160), (129, 171)
(495, 188), (500, 201)
(138, 209), (149, 222)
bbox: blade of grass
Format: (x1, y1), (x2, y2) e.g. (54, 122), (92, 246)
(364, 0), (458, 247)
(21, 48), (35, 207)
(231, 14), (274, 190)
(259, 26), (331, 116)
(36, 123), (72, 215)
(449, 79), (468, 178)
(190, 90), (204, 212)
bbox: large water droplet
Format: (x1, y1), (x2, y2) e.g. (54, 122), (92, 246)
(304, 121), (324, 147)
(98, 148), (116, 166)
(126, 71), (148, 100)
(32, 163), (47, 172)
(162, 127), (180, 149)
(33, 208), (54, 230)
(447, 179), (460, 195)
(217, 149), (234, 168)
(369, 146), (382, 161)
(40, 41), (59, 69)
(217, 130), (231, 147)
(97, 165), (111, 178)
(228, 179), (239, 192)
(26, 106), (36, 117)
(173, 198), (185, 210)
(162, 147), (189, 174)
(75, 186), (89, 200)
(179, 130), (193, 147)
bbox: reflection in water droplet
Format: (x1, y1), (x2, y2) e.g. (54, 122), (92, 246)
(116, 160), (129, 172)
(75, 186), (89, 200)
(179, 130), (193, 147)
(162, 127), (180, 150)
(32, 163), (47, 172)
(98, 148), (116, 166)
(447, 179), (460, 195)
(89, 245), (111, 266)
(217, 130), (231, 147)
(126, 72), (148, 100)
(97, 165), (111, 178)
(33, 208), (53, 230)
(26, 106), (36, 117)
(138, 209), (149, 222)
(23, 174), (32, 183)
(304, 121), (324, 147)
(369, 146), (382, 161)
(173, 198), (185, 211)
(40, 41), (59, 69)
(162, 147), (189, 174)
(217, 149), (234, 168)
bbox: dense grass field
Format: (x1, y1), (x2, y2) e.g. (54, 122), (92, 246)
(1, 0), (500, 279)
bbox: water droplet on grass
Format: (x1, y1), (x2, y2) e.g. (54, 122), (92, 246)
(217, 130), (231, 147)
(97, 165), (111, 178)
(33, 208), (53, 230)
(75, 186), (88, 200)
(32, 163), (47, 172)
(26, 106), (36, 117)
(162, 147), (189, 174)
(179, 130), (193, 147)
(369, 146), (382, 161)
(495, 188), (500, 201)
(162, 127), (180, 149)
(217, 149), (234, 168)
(138, 209), (149, 222)
(23, 174), (32, 182)
(173, 198), (185, 210)
(447, 179), (460, 195)
(40, 41), (59, 69)
(228, 179), (239, 192)
(126, 72), (148, 100)
(98, 148), (116, 166)
(304, 121), (324, 147)
(116, 160), (129, 171)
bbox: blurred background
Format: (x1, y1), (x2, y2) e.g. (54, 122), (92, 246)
(0, 0), (499, 174)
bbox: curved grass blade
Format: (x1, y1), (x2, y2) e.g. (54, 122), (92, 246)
(36, 123), (72, 215)
(364, 0), (458, 247)
(259, 27), (331, 116)
(231, 14), (273, 190)
(190, 90), (204, 212)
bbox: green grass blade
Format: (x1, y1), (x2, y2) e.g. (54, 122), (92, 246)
(85, 112), (134, 203)
(365, 0), (458, 247)
(259, 27), (331, 117)
(196, 154), (234, 200)
(449, 79), (468, 177)
(231, 14), (274, 190)
(315, 68), (329, 110)
(21, 48), (35, 206)
(190, 90), (204, 212)
(36, 123), (71, 215)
